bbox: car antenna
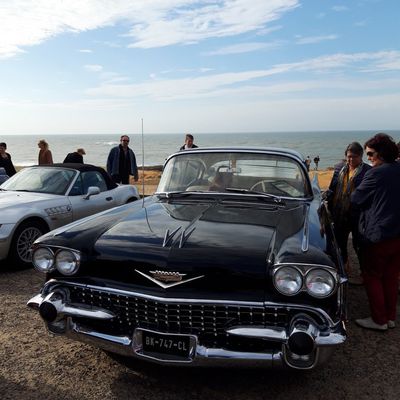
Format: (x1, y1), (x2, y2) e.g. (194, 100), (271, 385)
(141, 117), (145, 207)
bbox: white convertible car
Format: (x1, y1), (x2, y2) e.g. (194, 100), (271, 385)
(0, 164), (139, 267)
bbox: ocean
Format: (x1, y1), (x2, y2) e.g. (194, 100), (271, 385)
(1, 131), (399, 170)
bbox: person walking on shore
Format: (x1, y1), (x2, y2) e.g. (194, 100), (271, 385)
(305, 156), (311, 171)
(107, 135), (138, 184)
(0, 142), (17, 177)
(63, 148), (86, 163)
(38, 139), (53, 165)
(179, 134), (198, 150)
(352, 133), (400, 331)
(313, 155), (320, 170)
(326, 142), (370, 273)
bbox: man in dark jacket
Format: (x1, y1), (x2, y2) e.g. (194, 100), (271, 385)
(179, 134), (198, 150)
(107, 135), (138, 184)
(63, 148), (86, 163)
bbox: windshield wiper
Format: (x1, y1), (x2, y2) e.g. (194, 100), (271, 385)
(224, 188), (285, 204)
(156, 190), (208, 199)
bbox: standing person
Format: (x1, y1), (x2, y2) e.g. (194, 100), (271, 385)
(0, 142), (17, 177)
(63, 148), (86, 163)
(352, 133), (400, 331)
(305, 156), (311, 171)
(179, 134), (198, 150)
(313, 155), (320, 170)
(107, 135), (138, 184)
(327, 142), (371, 271)
(38, 139), (53, 165)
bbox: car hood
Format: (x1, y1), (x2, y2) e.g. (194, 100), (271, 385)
(86, 199), (309, 301)
(0, 190), (63, 222)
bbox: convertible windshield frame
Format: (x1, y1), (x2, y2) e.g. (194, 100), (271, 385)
(1, 167), (78, 195)
(157, 149), (312, 200)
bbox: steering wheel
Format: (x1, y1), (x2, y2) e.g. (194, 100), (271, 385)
(250, 180), (272, 192)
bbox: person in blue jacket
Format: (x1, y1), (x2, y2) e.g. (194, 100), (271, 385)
(107, 135), (138, 184)
(352, 133), (400, 331)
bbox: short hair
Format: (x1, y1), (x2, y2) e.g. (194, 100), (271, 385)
(0, 142), (6, 149)
(185, 134), (194, 140)
(120, 135), (130, 141)
(345, 142), (363, 156)
(364, 133), (398, 163)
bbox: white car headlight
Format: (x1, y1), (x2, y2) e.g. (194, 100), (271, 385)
(32, 247), (55, 273)
(55, 250), (80, 275)
(305, 269), (335, 298)
(274, 266), (303, 296)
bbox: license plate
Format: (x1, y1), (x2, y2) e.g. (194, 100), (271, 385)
(141, 330), (192, 359)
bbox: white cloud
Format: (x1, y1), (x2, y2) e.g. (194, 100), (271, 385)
(0, 0), (300, 58)
(295, 34), (338, 45)
(84, 50), (400, 101)
(78, 49), (93, 53)
(80, 51), (400, 101)
(127, 1), (299, 48)
(204, 41), (283, 56)
(84, 64), (103, 72)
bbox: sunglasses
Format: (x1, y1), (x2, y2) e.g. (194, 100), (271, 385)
(121, 139), (130, 142)
(366, 151), (377, 157)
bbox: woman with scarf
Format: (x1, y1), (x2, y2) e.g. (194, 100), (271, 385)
(327, 142), (371, 270)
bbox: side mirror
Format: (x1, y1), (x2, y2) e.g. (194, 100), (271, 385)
(83, 186), (100, 200)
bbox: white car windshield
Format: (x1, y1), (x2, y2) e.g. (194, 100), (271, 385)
(1, 167), (77, 195)
(157, 152), (310, 198)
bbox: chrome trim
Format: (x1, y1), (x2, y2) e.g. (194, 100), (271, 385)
(39, 291), (115, 321)
(162, 226), (181, 247)
(65, 320), (285, 367)
(32, 244), (82, 253)
(227, 326), (287, 341)
(41, 279), (265, 307)
(39, 279), (340, 327)
(135, 269), (205, 289)
(301, 204), (310, 252)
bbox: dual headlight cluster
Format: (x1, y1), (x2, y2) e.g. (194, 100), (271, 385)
(273, 265), (337, 298)
(32, 246), (81, 276)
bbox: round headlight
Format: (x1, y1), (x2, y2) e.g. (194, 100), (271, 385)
(32, 247), (55, 273)
(55, 250), (80, 275)
(305, 269), (335, 298)
(274, 266), (303, 295)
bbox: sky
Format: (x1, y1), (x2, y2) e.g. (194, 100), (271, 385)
(0, 0), (399, 135)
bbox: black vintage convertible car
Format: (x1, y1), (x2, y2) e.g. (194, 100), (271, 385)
(28, 147), (347, 370)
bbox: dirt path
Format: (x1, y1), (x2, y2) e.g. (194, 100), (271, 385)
(0, 251), (399, 399)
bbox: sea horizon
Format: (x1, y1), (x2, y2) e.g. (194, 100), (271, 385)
(1, 130), (399, 170)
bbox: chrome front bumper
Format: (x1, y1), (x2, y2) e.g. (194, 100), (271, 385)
(27, 289), (346, 369)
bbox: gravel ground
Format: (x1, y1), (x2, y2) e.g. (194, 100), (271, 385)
(1, 252), (399, 400)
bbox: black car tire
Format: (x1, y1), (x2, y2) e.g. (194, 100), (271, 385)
(10, 220), (48, 268)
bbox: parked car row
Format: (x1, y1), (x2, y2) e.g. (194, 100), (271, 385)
(24, 147), (347, 370)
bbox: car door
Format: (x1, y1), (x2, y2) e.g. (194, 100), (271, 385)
(68, 171), (117, 221)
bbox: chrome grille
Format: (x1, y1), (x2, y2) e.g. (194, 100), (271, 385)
(67, 285), (323, 349)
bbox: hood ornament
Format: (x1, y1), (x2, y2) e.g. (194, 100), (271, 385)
(135, 269), (204, 289)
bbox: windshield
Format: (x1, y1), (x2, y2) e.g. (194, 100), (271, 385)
(0, 167), (77, 195)
(157, 151), (310, 198)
